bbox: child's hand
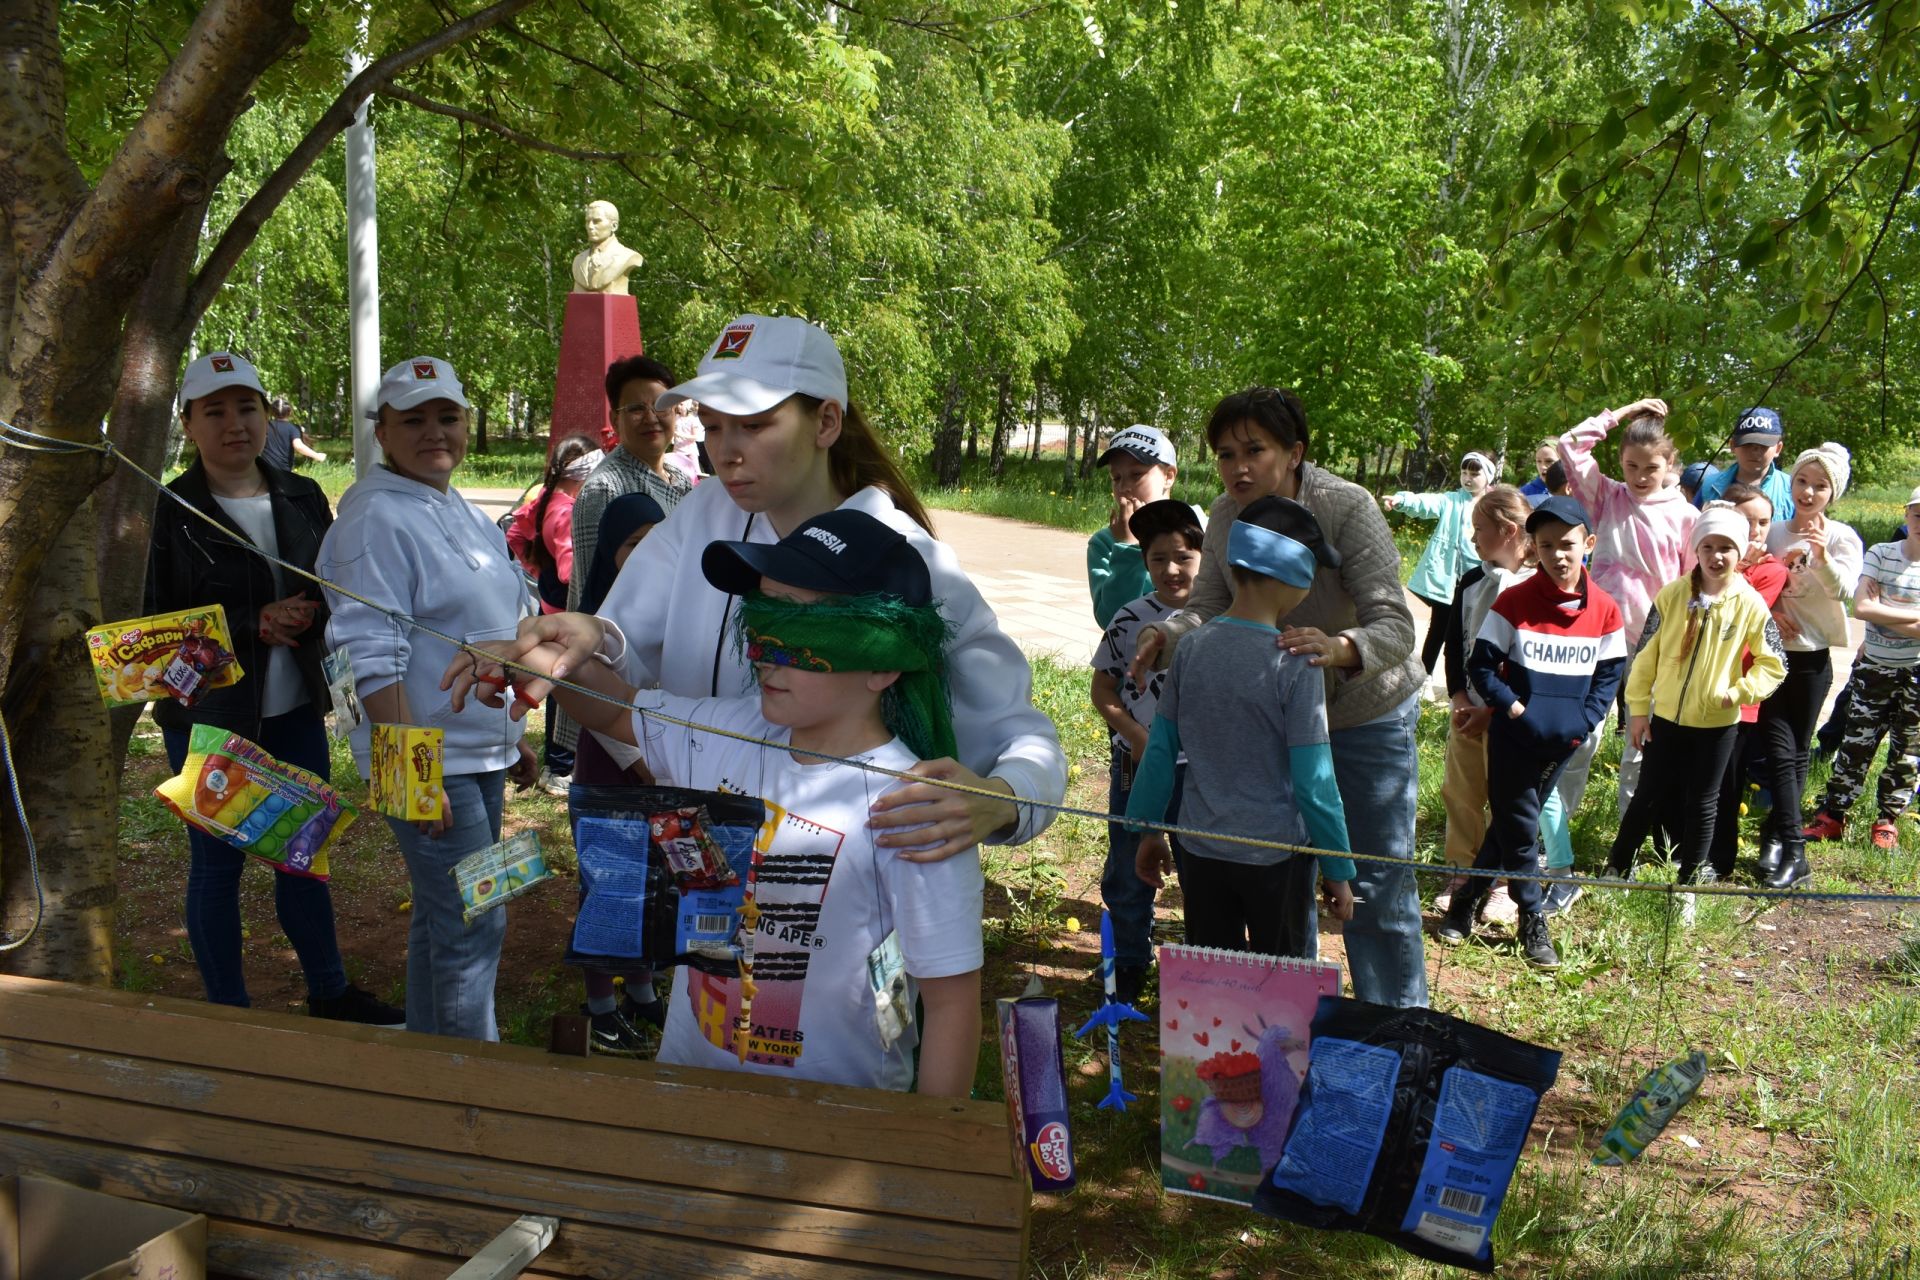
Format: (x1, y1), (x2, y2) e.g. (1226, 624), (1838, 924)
(1507, 700), (1527, 719)
(1382, 494), (1400, 512)
(1454, 706), (1493, 738)
(1320, 877), (1356, 922)
(1123, 722), (1150, 758)
(1802, 517), (1829, 565)
(1629, 715), (1652, 749)
(1128, 627), (1167, 685)
(1720, 689), (1740, 708)
(1135, 834), (1175, 890)
(1612, 397), (1669, 424)
(1109, 496), (1141, 544)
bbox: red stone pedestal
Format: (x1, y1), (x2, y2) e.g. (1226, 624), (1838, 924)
(552, 292), (643, 450)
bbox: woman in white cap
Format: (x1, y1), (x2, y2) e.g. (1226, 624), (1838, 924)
(1383, 450), (1495, 677)
(454, 315), (1066, 860)
(1754, 442), (1862, 889)
(316, 357), (537, 1039)
(147, 351), (404, 1025)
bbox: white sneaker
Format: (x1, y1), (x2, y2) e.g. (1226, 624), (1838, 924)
(1679, 892), (1697, 928)
(536, 768), (570, 797)
(1479, 885), (1520, 928)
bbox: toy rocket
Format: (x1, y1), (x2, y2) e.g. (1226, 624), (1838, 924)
(1073, 911), (1148, 1111)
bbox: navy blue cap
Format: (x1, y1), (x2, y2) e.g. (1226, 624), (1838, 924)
(701, 509), (932, 605)
(1731, 408), (1782, 444)
(1525, 494), (1592, 534)
(1680, 460), (1710, 490)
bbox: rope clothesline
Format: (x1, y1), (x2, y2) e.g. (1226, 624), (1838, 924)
(3, 415), (1918, 918)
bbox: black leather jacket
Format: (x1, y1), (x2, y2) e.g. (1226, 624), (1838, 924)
(143, 459), (333, 734)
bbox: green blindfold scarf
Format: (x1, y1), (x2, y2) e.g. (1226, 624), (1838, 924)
(734, 591), (958, 762)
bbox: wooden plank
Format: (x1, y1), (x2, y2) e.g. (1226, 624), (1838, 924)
(0, 1130), (957, 1280)
(0, 1038), (1021, 1239)
(0, 1079), (1022, 1276)
(207, 1219), (571, 1280)
(0, 977), (1017, 1179)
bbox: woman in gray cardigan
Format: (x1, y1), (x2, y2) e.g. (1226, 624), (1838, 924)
(1133, 387), (1428, 1008)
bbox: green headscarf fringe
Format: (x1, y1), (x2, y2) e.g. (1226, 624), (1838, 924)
(732, 591), (959, 762)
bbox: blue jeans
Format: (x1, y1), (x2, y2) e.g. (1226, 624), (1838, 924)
(386, 770), (507, 1040)
(162, 712), (347, 1008)
(1103, 756), (1189, 969)
(1329, 696), (1429, 1008)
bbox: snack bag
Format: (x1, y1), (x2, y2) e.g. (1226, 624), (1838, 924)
(1593, 1050), (1709, 1166)
(87, 607), (243, 707)
(154, 722), (354, 879)
(997, 996), (1076, 1192)
(566, 785), (765, 977)
(453, 831), (552, 924)
(1253, 997), (1561, 1273)
(370, 724), (443, 821)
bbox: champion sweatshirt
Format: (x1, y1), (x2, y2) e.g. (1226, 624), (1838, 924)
(1469, 569), (1627, 754)
(317, 465), (527, 776)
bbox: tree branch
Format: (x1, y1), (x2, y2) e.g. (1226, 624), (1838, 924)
(0, 0), (90, 261)
(187, 0), (540, 318)
(378, 84), (633, 160)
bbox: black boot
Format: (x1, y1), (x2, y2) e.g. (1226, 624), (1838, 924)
(1755, 834), (1784, 878)
(1435, 880), (1486, 944)
(1517, 910), (1561, 970)
(1766, 838), (1811, 890)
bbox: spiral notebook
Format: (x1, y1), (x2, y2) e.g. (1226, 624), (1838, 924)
(1158, 944), (1342, 1205)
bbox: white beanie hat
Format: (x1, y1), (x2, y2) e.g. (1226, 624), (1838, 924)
(1691, 503), (1749, 552)
(1789, 441), (1851, 500)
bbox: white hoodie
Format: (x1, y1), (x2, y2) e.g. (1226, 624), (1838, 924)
(317, 465), (526, 775)
(594, 480), (1066, 845)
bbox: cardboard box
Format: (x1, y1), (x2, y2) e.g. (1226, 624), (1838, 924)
(369, 723), (444, 821)
(0, 1174), (206, 1280)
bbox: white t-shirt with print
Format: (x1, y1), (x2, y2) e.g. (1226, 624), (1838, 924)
(637, 692), (985, 1092)
(1860, 540), (1920, 668)
(1091, 591), (1179, 757)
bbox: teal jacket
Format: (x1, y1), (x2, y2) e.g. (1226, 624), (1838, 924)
(1391, 487), (1480, 605)
(1087, 528), (1151, 628)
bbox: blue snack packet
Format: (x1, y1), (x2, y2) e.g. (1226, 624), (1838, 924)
(1253, 997), (1560, 1273)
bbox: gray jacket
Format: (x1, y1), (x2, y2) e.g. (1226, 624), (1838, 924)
(1148, 462), (1422, 731)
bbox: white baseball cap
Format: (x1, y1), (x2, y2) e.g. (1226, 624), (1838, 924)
(1097, 425), (1177, 469)
(655, 314), (848, 417)
(177, 351), (267, 411)
(369, 356), (470, 419)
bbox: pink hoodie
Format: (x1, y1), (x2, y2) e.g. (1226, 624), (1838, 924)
(1558, 411), (1698, 644)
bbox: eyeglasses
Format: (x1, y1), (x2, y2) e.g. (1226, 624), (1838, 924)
(617, 403), (665, 420)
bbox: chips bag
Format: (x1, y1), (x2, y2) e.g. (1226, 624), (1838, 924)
(154, 723), (354, 879)
(87, 607), (242, 707)
(566, 785), (765, 978)
(1253, 997), (1561, 1273)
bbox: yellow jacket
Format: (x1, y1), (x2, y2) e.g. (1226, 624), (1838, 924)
(1626, 574), (1786, 728)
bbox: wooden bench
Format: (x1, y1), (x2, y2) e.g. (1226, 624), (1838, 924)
(0, 975), (1030, 1278)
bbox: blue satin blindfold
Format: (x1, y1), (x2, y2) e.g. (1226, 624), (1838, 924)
(1227, 520), (1318, 588)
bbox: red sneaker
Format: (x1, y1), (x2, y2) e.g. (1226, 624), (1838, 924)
(1870, 820), (1898, 851)
(1801, 812), (1846, 842)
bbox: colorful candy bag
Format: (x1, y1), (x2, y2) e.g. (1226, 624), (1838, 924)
(453, 831), (552, 924)
(566, 785), (765, 977)
(87, 607), (242, 707)
(1253, 997), (1561, 1273)
(997, 996), (1076, 1192)
(154, 723), (354, 879)
(1593, 1050), (1709, 1166)
(370, 724), (444, 821)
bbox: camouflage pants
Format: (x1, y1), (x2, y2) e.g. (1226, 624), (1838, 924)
(1819, 660), (1920, 823)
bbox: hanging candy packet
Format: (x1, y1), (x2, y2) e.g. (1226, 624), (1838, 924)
(452, 831), (552, 924)
(1253, 997), (1561, 1274)
(87, 606), (242, 707)
(322, 649), (363, 740)
(370, 724), (443, 821)
(566, 785), (765, 977)
(1593, 1050), (1709, 1166)
(154, 722), (354, 879)
(996, 995), (1076, 1192)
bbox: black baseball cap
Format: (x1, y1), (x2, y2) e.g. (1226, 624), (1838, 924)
(1128, 498), (1204, 548)
(1525, 494), (1592, 534)
(701, 509), (933, 605)
(1238, 495), (1341, 569)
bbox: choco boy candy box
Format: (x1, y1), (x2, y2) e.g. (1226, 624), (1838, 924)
(370, 723), (444, 821)
(996, 996), (1076, 1192)
(154, 722), (355, 879)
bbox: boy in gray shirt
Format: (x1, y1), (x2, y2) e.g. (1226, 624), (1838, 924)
(1129, 496), (1357, 957)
